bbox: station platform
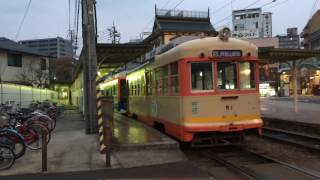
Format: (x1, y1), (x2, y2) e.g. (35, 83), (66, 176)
(1, 110), (203, 179)
(113, 113), (179, 150)
(111, 113), (187, 168)
(260, 97), (320, 125)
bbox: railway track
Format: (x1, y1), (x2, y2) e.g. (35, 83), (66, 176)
(199, 146), (320, 180)
(262, 127), (320, 151)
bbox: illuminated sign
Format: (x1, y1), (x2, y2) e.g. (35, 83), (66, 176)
(212, 50), (242, 57)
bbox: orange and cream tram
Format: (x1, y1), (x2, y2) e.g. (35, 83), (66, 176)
(104, 32), (262, 146)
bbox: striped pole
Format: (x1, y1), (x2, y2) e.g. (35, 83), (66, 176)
(96, 76), (106, 153)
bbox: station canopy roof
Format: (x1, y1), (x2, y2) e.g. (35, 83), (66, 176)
(258, 47), (320, 64)
(96, 43), (151, 69)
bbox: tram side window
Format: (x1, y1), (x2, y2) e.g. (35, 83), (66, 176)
(217, 62), (238, 90)
(155, 68), (162, 95)
(191, 62), (213, 91)
(162, 66), (169, 94)
(141, 75), (145, 96)
(170, 62), (179, 95)
(240, 62), (256, 89)
(146, 72), (152, 95)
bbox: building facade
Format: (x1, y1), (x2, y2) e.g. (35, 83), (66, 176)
(300, 10), (320, 95)
(302, 10), (320, 49)
(19, 37), (73, 58)
(232, 8), (272, 39)
(143, 8), (217, 48)
(0, 37), (49, 87)
(277, 27), (300, 49)
(244, 37), (279, 96)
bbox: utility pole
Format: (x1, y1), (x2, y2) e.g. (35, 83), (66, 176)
(82, 0), (98, 134)
(107, 22), (121, 44)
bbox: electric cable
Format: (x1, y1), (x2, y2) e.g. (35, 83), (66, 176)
(15, 0), (32, 40)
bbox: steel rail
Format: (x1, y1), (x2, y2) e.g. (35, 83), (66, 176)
(203, 146), (320, 180)
(262, 127), (320, 151)
(244, 148), (320, 180)
(203, 150), (264, 180)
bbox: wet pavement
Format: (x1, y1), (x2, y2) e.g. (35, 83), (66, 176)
(1, 110), (108, 176)
(113, 113), (179, 150)
(1, 110), (190, 178)
(111, 113), (186, 168)
(3, 161), (210, 180)
(266, 96), (320, 104)
(260, 97), (320, 124)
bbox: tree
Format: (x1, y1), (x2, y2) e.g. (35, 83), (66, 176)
(16, 60), (49, 88)
(49, 57), (74, 84)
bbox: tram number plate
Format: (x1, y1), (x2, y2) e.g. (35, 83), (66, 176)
(212, 50), (242, 57)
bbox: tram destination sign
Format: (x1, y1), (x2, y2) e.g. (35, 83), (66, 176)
(212, 50), (242, 57)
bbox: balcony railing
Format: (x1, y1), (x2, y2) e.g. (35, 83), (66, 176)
(156, 9), (209, 19)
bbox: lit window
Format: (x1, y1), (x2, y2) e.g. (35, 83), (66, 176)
(191, 62), (213, 91)
(170, 62), (179, 95)
(240, 62), (256, 89)
(217, 62), (238, 90)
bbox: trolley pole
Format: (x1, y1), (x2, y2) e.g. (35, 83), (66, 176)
(82, 0), (98, 134)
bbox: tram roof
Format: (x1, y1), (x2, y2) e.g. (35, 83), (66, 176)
(152, 37), (258, 68)
(258, 47), (320, 64)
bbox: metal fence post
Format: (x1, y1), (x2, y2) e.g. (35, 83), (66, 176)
(19, 86), (22, 105)
(42, 130), (47, 172)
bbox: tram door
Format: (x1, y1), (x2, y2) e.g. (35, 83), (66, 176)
(119, 79), (128, 111)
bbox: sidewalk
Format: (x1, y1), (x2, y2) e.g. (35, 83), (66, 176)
(1, 110), (108, 176)
(260, 97), (320, 125)
(266, 95), (320, 104)
(3, 162), (210, 180)
(1, 110), (202, 179)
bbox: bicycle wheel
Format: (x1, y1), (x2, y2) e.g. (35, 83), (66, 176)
(27, 115), (55, 132)
(0, 130), (26, 159)
(22, 123), (50, 150)
(0, 145), (15, 170)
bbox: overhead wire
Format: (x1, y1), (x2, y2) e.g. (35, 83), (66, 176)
(140, 0), (175, 34)
(262, 0), (291, 11)
(74, 0), (81, 52)
(211, 0), (235, 15)
(309, 0), (319, 18)
(69, 0), (71, 34)
(173, 0), (185, 10)
(15, 0), (32, 40)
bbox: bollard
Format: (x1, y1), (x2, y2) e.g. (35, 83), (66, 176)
(42, 130), (47, 172)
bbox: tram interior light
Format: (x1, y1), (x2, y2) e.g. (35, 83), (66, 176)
(199, 72), (203, 77)
(243, 69), (251, 75)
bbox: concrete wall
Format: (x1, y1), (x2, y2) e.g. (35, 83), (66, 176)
(0, 51), (49, 83)
(0, 83), (58, 107)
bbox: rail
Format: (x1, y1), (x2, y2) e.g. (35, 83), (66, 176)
(262, 127), (320, 151)
(202, 146), (320, 180)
